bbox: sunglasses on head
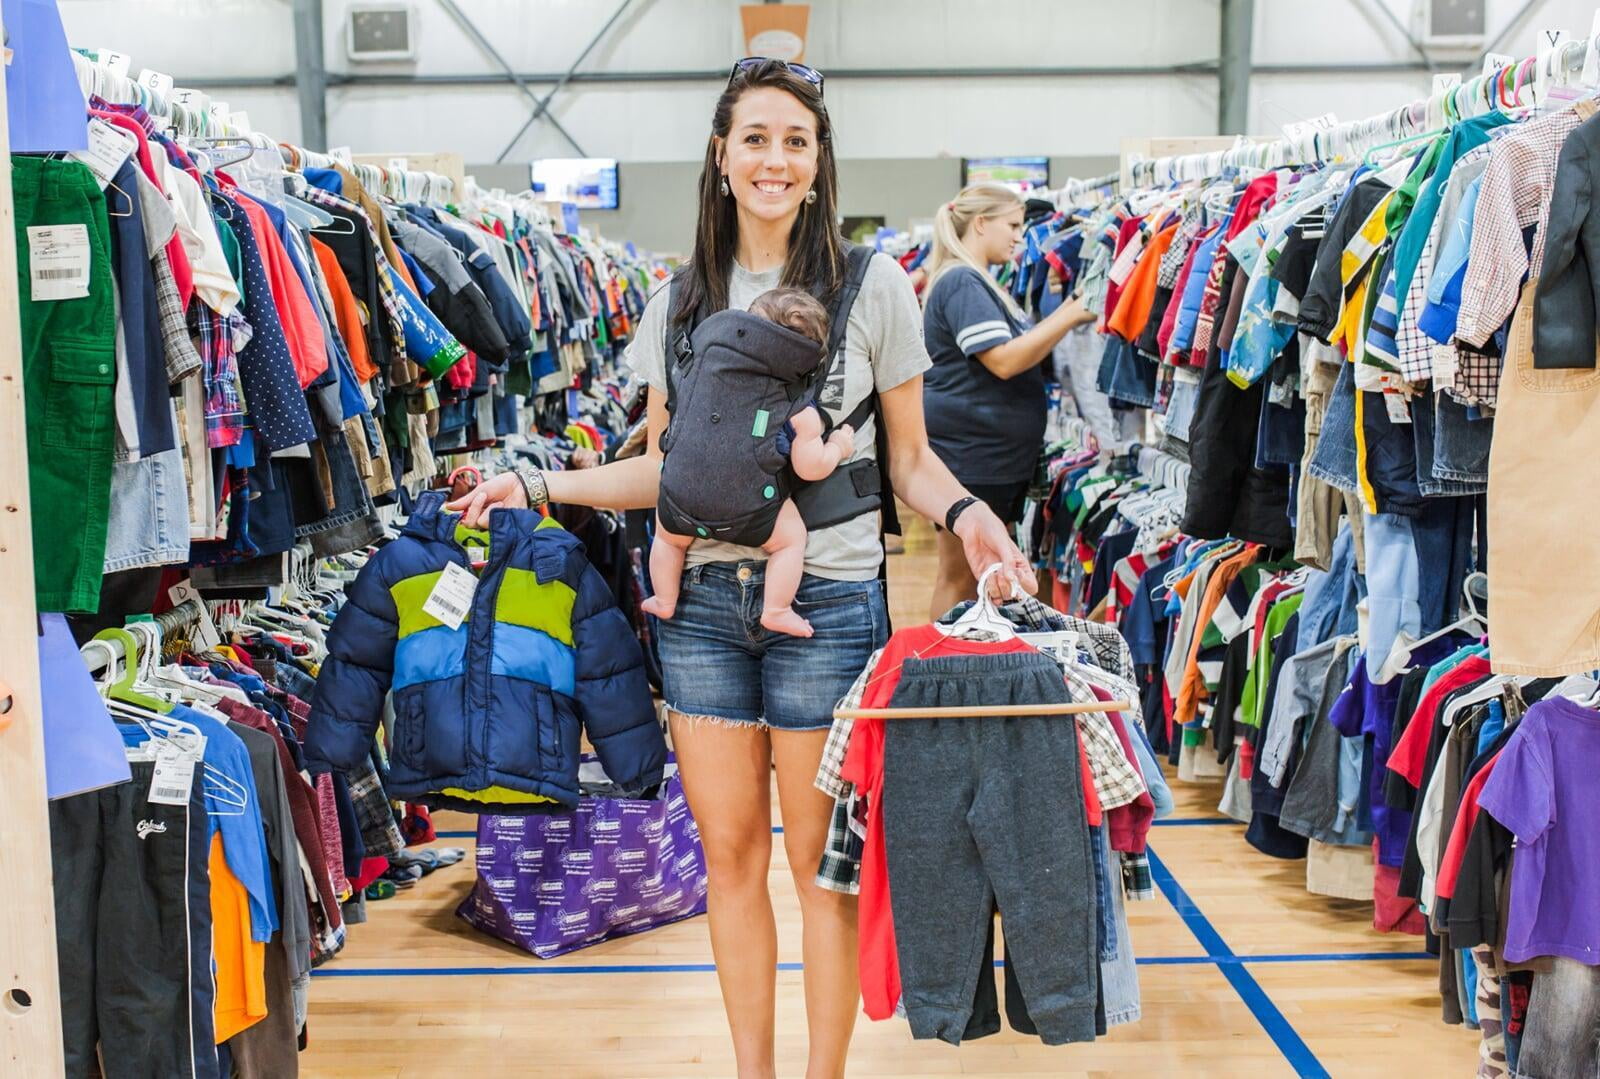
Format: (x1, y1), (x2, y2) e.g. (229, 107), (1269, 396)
(728, 57), (824, 95)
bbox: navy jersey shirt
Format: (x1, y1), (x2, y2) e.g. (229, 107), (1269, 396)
(922, 266), (1045, 485)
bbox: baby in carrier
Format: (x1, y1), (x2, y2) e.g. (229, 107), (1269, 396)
(642, 288), (855, 638)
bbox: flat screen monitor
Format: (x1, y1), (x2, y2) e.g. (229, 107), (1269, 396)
(530, 158), (620, 210)
(960, 156), (1051, 195)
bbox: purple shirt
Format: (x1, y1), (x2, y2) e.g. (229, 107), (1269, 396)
(1478, 696), (1600, 966)
(1327, 638), (1458, 868)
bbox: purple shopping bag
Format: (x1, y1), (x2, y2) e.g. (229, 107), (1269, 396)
(457, 765), (707, 958)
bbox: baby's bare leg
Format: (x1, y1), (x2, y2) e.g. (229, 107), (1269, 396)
(642, 517), (694, 620)
(760, 500), (813, 638)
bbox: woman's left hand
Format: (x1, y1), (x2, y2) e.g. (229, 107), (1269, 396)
(953, 503), (1039, 599)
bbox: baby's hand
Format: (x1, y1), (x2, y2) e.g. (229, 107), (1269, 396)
(828, 424), (854, 454)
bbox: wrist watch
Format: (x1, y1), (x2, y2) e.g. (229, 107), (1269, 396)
(515, 466), (550, 510)
(944, 495), (981, 533)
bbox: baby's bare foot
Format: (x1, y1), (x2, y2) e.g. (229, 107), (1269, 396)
(761, 607), (814, 638)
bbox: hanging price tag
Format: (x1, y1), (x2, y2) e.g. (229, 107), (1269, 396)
(148, 740), (198, 806)
(1384, 392), (1412, 425)
(422, 562), (478, 630)
(71, 118), (134, 189)
(137, 69), (174, 97)
(1431, 343), (1459, 388)
(27, 225), (91, 302)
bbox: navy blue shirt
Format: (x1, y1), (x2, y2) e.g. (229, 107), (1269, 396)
(922, 267), (1044, 485)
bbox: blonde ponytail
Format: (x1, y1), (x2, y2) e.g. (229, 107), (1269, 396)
(922, 183), (1025, 316)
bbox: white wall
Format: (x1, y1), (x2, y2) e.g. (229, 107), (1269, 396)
(52, 0), (1600, 241)
(60, 0), (1600, 160)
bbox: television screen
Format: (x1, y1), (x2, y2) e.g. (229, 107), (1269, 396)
(530, 158), (620, 210)
(960, 156), (1051, 195)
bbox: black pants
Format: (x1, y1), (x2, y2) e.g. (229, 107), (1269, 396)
(882, 652), (1100, 1045)
(51, 762), (218, 1078)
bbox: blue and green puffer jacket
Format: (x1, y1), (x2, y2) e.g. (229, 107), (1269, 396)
(305, 490), (665, 809)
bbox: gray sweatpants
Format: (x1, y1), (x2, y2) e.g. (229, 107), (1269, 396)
(882, 652), (1099, 1045)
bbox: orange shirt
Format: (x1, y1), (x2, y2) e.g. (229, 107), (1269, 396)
(211, 834), (268, 1043)
(1174, 546), (1260, 724)
(311, 237), (378, 384)
(1107, 220), (1180, 343)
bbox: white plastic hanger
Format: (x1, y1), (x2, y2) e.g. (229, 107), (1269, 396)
(1410, 571), (1489, 653)
(939, 564), (1023, 640)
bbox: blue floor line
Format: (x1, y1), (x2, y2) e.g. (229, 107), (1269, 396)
(312, 951), (1435, 978)
(438, 822), (1233, 840)
(1147, 848), (1330, 1078)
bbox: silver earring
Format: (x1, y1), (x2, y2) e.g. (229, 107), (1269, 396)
(805, 189), (817, 206)
(719, 176), (730, 197)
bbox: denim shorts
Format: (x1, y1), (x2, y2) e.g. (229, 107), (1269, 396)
(103, 446), (191, 573)
(1307, 359), (1360, 493)
(657, 561), (889, 731)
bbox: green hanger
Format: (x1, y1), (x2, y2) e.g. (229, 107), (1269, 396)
(92, 627), (172, 714)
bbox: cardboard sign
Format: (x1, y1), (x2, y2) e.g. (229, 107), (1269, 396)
(740, 4), (809, 63)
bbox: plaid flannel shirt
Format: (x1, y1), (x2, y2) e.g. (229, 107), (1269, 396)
(154, 251), (202, 383)
(301, 185), (407, 367)
(348, 760), (406, 858)
(1457, 102), (1594, 349)
(192, 303), (248, 448)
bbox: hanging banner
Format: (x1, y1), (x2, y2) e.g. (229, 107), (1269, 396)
(740, 4), (809, 63)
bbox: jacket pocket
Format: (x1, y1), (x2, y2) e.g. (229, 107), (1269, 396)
(43, 341), (116, 451)
(488, 676), (564, 784)
(390, 688), (426, 774)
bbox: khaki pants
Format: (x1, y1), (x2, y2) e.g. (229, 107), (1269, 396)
(1487, 283), (1600, 675)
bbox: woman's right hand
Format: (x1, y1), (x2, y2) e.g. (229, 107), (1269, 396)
(445, 472), (528, 528)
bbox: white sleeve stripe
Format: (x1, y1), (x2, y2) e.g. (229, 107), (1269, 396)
(957, 325), (1013, 351)
(956, 320), (1010, 345)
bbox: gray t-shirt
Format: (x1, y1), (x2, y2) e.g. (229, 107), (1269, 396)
(628, 254), (930, 581)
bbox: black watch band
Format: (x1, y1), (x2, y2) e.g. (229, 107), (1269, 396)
(945, 496), (981, 533)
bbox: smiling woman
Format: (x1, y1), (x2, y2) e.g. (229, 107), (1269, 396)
(446, 57), (1036, 1079)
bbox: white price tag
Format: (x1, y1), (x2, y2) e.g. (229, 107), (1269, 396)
(71, 118), (133, 189)
(1483, 52), (1515, 77)
(1431, 72), (1462, 94)
(137, 69), (174, 97)
(328, 146), (353, 166)
(167, 580), (223, 651)
(148, 741), (197, 806)
(1431, 343), (1459, 388)
(95, 49), (131, 76)
(422, 562), (478, 630)
(27, 225), (91, 301)
(207, 100), (231, 125)
(1384, 392), (1412, 425)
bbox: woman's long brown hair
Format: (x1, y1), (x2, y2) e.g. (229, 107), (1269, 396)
(671, 59), (845, 327)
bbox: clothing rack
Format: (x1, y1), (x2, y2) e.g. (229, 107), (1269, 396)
(1136, 445), (1191, 494)
(834, 700), (1134, 720)
(1054, 172), (1120, 204)
(1128, 32), (1600, 184)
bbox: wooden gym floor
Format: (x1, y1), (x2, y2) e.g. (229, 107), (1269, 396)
(302, 520), (1480, 1078)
